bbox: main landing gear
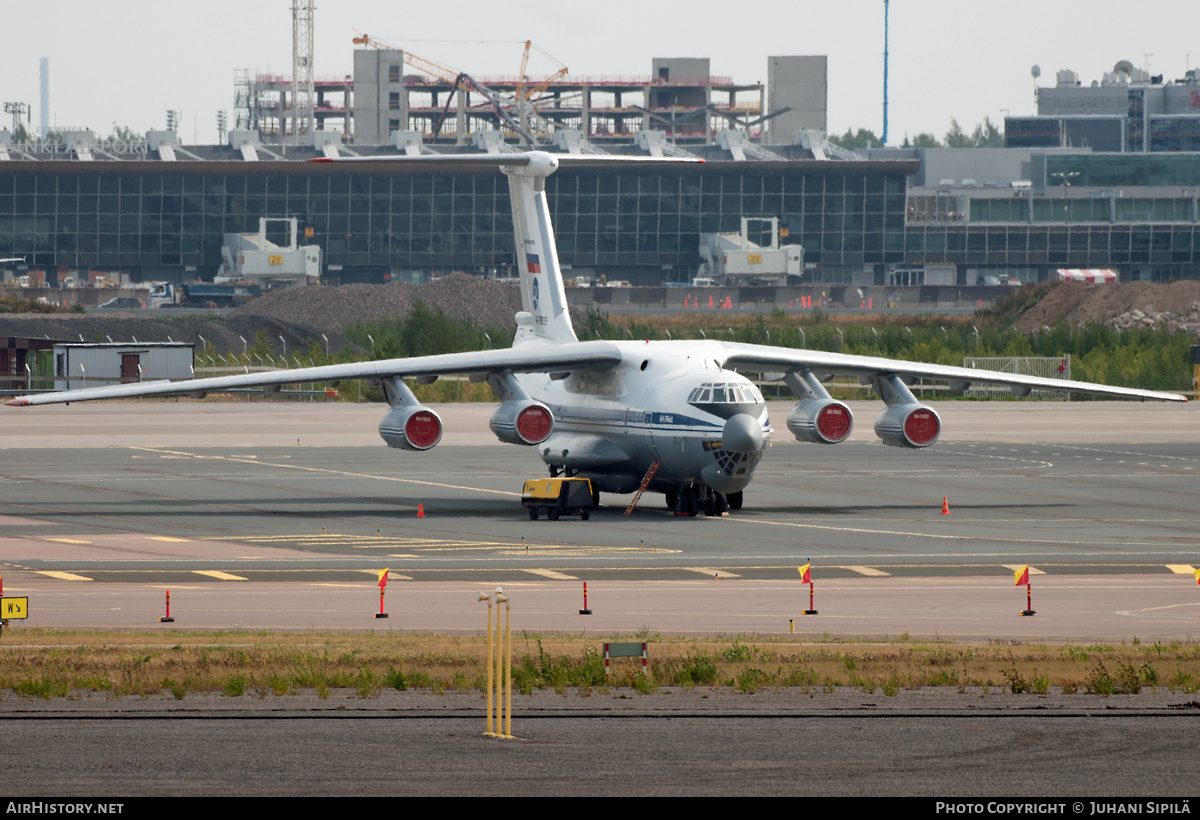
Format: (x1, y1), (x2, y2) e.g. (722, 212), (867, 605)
(668, 484), (737, 517)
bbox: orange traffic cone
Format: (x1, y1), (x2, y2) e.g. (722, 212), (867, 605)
(941, 496), (950, 515)
(417, 503), (425, 518)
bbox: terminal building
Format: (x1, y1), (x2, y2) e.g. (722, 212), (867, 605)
(1, 51), (1198, 288)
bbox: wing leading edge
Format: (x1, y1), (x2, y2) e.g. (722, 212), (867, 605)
(719, 343), (1186, 403)
(5, 341), (623, 407)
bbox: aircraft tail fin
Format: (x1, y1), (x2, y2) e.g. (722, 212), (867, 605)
(504, 156), (577, 345)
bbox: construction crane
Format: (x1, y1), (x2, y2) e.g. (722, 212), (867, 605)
(351, 34), (459, 84)
(512, 40), (569, 141)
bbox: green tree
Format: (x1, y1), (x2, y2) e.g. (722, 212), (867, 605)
(944, 119), (972, 148)
(912, 132), (941, 148)
(971, 116), (1004, 148)
(828, 128), (883, 150)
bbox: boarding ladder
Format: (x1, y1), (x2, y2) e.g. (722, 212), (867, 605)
(624, 460), (662, 516)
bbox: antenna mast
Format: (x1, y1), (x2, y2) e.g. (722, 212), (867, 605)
(882, 0), (889, 146)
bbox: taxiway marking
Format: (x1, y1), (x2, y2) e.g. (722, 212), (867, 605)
(682, 567), (741, 579)
(132, 447), (513, 497)
(192, 570), (249, 581)
(842, 566), (891, 577)
(521, 568), (579, 580)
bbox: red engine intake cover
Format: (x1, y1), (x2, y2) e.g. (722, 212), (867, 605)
(404, 411), (442, 450)
(515, 405), (553, 444)
(903, 408), (940, 447)
(816, 403), (852, 443)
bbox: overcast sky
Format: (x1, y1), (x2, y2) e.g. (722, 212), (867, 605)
(2, 0), (1196, 145)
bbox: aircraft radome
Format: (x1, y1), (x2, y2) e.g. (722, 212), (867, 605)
(5, 152), (1185, 517)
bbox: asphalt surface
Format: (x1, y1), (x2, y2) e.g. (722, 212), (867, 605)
(1, 401), (1199, 638)
(2, 400), (1200, 796)
(3, 690), (1199, 797)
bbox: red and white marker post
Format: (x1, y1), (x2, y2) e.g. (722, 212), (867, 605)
(579, 582), (592, 615)
(159, 589), (174, 623)
(376, 568), (390, 619)
(1015, 565), (1036, 616)
(799, 561), (818, 615)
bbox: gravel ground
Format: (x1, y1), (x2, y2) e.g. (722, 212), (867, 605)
(0, 273), (590, 356)
(1016, 280), (1200, 332)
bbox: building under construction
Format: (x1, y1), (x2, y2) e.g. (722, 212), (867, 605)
(237, 48), (822, 148)
(2, 37), (1199, 287)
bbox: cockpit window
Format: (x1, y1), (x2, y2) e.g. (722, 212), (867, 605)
(689, 382), (764, 405)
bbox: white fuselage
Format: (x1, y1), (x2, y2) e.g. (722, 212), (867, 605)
(514, 340), (772, 495)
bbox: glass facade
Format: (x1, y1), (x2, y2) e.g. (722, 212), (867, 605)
(0, 161), (912, 274)
(1, 156), (1197, 283)
(1042, 153), (1200, 187)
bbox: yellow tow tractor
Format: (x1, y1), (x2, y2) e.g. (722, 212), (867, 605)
(521, 477), (596, 521)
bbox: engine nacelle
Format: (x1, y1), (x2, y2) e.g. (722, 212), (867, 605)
(874, 403), (941, 449)
(786, 398), (854, 444)
(489, 400), (554, 446)
(378, 405), (443, 451)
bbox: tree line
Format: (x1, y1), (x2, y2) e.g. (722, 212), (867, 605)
(828, 117), (1005, 150)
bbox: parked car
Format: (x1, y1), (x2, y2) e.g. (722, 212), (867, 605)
(98, 297), (143, 309)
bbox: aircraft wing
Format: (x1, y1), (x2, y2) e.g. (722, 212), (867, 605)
(718, 342), (1186, 403)
(5, 341), (623, 407)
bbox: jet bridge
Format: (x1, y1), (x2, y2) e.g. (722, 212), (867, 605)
(698, 217), (803, 286)
(219, 217), (322, 289)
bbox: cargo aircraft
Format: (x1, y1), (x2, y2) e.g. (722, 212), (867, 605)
(5, 152), (1186, 516)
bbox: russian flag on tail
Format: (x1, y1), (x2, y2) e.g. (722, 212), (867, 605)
(527, 253), (541, 273)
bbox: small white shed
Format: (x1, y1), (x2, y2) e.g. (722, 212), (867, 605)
(52, 342), (195, 392)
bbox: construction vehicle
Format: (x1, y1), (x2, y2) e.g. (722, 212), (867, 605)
(521, 477), (596, 521)
(146, 281), (262, 308)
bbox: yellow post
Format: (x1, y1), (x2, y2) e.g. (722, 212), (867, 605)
(500, 594), (512, 739)
(478, 592), (495, 736)
(493, 588), (503, 736)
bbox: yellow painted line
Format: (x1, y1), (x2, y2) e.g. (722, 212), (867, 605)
(841, 566), (891, 577)
(682, 567), (740, 579)
(132, 447), (513, 496)
(387, 554), (420, 558)
(37, 571), (93, 581)
(718, 514), (1169, 549)
(192, 570), (249, 581)
(522, 568), (579, 580)
(46, 538), (92, 545)
(147, 536), (189, 542)
(1002, 564), (1046, 575)
(1165, 564), (1197, 575)
(361, 570), (413, 581)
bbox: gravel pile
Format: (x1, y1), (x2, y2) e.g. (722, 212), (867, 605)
(0, 273), (586, 357)
(1105, 302), (1200, 334)
(231, 273), (528, 333)
(1014, 280), (1200, 334)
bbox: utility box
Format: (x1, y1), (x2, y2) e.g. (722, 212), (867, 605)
(521, 478), (596, 521)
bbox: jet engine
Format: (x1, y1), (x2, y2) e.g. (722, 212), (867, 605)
(378, 405), (443, 451)
(490, 400), (554, 446)
(874, 403), (941, 448)
(786, 399), (854, 444)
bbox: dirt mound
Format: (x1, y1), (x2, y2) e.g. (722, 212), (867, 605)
(1014, 280), (1200, 333)
(231, 273), (527, 333)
